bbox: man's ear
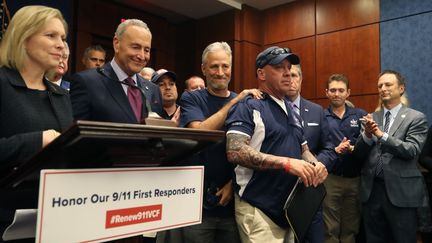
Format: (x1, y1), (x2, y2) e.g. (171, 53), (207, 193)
(113, 37), (120, 54)
(399, 84), (405, 95)
(257, 68), (265, 80)
(201, 64), (205, 76)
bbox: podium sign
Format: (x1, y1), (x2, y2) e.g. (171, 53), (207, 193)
(36, 166), (203, 243)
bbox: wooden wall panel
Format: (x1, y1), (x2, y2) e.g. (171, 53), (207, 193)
(195, 11), (235, 52)
(72, 0), (381, 109)
(316, 24), (380, 98)
(233, 42), (261, 91)
(264, 0), (315, 45)
(316, 0), (379, 34)
(236, 6), (262, 45)
(174, 22), (197, 93)
(74, 0), (176, 73)
(74, 32), (93, 72)
(194, 11), (236, 76)
(231, 6), (263, 92)
(349, 94), (380, 113)
(276, 37), (316, 99)
(311, 94), (379, 113)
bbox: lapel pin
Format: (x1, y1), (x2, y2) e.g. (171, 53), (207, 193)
(305, 108), (309, 112)
(401, 114), (406, 118)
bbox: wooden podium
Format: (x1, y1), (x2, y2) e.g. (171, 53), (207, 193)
(1, 120), (225, 188)
(1, 121), (225, 242)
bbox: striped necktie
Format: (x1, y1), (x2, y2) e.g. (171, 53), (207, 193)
(375, 111), (391, 177)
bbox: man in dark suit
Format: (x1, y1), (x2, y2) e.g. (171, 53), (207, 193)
(286, 64), (337, 243)
(70, 19), (162, 123)
(356, 70), (428, 243)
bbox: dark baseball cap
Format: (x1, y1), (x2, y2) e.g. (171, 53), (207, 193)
(256, 46), (300, 69)
(151, 69), (177, 84)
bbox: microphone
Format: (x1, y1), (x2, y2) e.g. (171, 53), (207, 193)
(97, 67), (154, 120)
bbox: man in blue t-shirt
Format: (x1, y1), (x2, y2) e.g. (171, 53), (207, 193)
(179, 41), (262, 243)
(225, 46), (327, 243)
(322, 74), (367, 243)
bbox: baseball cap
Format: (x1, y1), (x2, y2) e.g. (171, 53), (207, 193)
(151, 69), (177, 84)
(256, 46), (300, 69)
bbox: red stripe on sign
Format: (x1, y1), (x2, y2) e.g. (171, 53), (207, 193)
(105, 204), (162, 228)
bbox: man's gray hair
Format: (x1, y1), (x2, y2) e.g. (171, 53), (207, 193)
(202, 42), (232, 65)
(115, 19), (152, 39)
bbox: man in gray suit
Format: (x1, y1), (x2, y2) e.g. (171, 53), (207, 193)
(356, 70), (428, 243)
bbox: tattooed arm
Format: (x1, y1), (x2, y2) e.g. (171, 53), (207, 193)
(302, 143), (328, 186)
(226, 132), (318, 187)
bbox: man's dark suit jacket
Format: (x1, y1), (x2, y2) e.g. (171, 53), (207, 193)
(299, 97), (337, 168)
(70, 63), (163, 123)
(356, 106), (428, 207)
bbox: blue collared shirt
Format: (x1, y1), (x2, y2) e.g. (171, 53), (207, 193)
(324, 105), (367, 176)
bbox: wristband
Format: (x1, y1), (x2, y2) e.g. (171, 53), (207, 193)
(283, 160), (291, 173)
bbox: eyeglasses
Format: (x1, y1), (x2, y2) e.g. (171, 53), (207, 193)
(257, 47), (293, 68)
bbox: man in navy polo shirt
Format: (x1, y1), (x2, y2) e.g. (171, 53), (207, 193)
(225, 46), (327, 242)
(322, 74), (367, 243)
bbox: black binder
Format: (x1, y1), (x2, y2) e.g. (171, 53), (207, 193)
(283, 178), (326, 242)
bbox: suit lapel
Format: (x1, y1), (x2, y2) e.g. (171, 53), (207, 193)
(101, 64), (136, 122)
(373, 110), (384, 131)
(389, 106), (407, 135)
(299, 98), (308, 120)
(136, 76), (153, 115)
(136, 76), (152, 104)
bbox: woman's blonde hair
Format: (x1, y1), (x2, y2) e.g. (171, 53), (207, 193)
(0, 5), (67, 71)
(375, 93), (409, 111)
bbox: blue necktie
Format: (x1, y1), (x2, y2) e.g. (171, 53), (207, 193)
(375, 111), (391, 177)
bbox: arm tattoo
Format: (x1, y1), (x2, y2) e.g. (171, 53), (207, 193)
(226, 133), (285, 170)
(301, 144), (318, 164)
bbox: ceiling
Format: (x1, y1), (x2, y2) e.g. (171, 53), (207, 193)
(113, 0), (295, 23)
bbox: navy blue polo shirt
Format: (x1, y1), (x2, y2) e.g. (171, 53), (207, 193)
(324, 105), (367, 177)
(179, 89), (237, 217)
(226, 94), (305, 228)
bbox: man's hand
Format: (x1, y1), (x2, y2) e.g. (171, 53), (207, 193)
(170, 106), (181, 126)
(288, 159), (317, 187)
(313, 162), (328, 186)
(335, 137), (351, 154)
(237, 89), (263, 100)
(361, 114), (382, 138)
(42, 129), (60, 147)
(216, 180), (233, 206)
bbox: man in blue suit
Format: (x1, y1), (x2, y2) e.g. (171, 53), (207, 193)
(286, 64), (338, 243)
(70, 19), (162, 123)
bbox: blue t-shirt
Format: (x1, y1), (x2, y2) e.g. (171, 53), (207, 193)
(179, 89), (237, 216)
(225, 94), (305, 228)
(324, 105), (367, 177)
